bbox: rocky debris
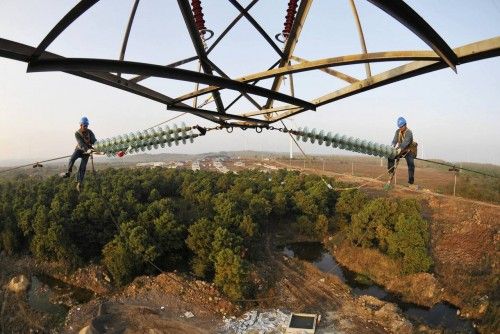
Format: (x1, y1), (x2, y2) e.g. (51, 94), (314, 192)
(354, 295), (413, 334)
(73, 302), (209, 334)
(56, 264), (112, 295)
(415, 324), (442, 333)
(373, 303), (412, 334)
(358, 295), (385, 310)
(6, 274), (30, 293)
(221, 309), (289, 333)
(78, 324), (99, 334)
(184, 311), (195, 318)
(122, 273), (237, 315)
(386, 273), (443, 307)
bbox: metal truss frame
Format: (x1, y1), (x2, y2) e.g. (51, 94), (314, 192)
(0, 0), (498, 126)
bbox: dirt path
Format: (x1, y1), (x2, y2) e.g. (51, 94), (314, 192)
(261, 234), (412, 333)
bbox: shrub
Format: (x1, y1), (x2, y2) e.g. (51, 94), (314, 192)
(213, 248), (249, 301)
(342, 197), (432, 274)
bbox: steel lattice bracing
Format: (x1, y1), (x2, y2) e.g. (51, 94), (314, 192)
(0, 0), (499, 126)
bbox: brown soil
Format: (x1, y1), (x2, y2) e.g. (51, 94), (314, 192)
(333, 244), (445, 307)
(64, 272), (236, 333)
(253, 235), (413, 333)
(2, 160), (498, 333)
(276, 158), (499, 331)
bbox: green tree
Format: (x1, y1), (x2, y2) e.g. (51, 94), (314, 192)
(239, 215), (257, 238)
(213, 248), (249, 301)
(186, 218), (217, 277)
(211, 227), (243, 262)
(335, 189), (368, 229)
(315, 214), (329, 238)
(152, 210), (186, 267)
(387, 214), (433, 274)
(1, 220), (20, 255)
(102, 222), (158, 285)
(342, 197), (432, 274)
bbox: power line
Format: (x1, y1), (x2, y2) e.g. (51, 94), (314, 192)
(415, 157), (499, 179)
(0, 113), (188, 175)
(143, 112), (187, 131)
(0, 155), (72, 174)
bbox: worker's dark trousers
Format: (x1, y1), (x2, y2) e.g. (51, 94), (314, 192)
(388, 152), (415, 184)
(67, 149), (89, 183)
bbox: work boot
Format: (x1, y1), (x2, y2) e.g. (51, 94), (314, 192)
(408, 177), (414, 184)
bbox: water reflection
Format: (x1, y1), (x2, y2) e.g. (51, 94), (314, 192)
(28, 274), (94, 322)
(281, 242), (475, 333)
(28, 276), (68, 320)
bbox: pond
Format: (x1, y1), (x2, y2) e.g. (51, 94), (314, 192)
(28, 274), (94, 323)
(281, 241), (476, 333)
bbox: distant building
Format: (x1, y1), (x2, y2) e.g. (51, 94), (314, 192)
(263, 164), (278, 170)
(192, 161), (201, 171)
(136, 162), (167, 168)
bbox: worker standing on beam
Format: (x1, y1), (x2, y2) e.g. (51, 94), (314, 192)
(62, 116), (97, 191)
(388, 117), (418, 185)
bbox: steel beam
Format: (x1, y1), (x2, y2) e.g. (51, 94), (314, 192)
(118, 0), (141, 78)
(176, 0), (225, 113)
(0, 38), (264, 125)
(348, 0), (371, 78)
(223, 59), (280, 113)
(30, 0), (100, 61)
(206, 58), (262, 111)
(228, 0), (284, 58)
(367, 0), (458, 72)
(174, 50), (439, 103)
(270, 37), (500, 121)
(167, 105), (270, 125)
(264, 0), (314, 111)
(207, 0), (260, 54)
(129, 55), (199, 83)
(0, 38), (191, 107)
(26, 58), (316, 110)
(291, 55), (359, 83)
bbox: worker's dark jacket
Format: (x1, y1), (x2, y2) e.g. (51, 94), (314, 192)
(392, 128), (418, 156)
(75, 129), (96, 151)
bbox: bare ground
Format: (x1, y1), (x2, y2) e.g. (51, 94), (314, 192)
(2, 161), (498, 333)
(276, 159), (499, 331)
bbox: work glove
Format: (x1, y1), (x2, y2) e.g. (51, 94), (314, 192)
(395, 148), (402, 158)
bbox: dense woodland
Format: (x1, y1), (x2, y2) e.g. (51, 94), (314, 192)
(0, 168), (432, 300)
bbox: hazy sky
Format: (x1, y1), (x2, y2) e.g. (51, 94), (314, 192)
(0, 1), (499, 165)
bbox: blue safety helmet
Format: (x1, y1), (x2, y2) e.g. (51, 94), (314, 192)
(397, 117), (406, 128)
(80, 116), (89, 126)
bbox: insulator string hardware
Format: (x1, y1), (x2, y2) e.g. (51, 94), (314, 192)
(191, 0), (214, 41)
(291, 127), (397, 159)
(276, 0), (299, 43)
(94, 123), (201, 156)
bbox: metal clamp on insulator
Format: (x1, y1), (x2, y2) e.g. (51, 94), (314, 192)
(194, 125), (207, 136)
(199, 28), (214, 41)
(275, 33), (286, 43)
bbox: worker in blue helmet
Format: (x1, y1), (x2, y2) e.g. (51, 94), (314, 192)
(388, 117), (418, 185)
(62, 117), (97, 191)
